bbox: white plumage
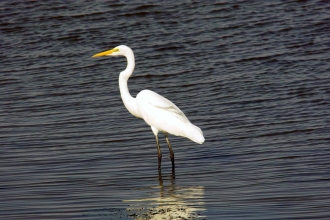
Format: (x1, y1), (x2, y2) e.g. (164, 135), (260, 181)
(136, 89), (204, 144)
(93, 45), (204, 171)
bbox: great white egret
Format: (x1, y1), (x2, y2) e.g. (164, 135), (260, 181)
(92, 45), (204, 171)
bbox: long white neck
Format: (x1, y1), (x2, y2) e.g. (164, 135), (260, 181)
(119, 49), (141, 118)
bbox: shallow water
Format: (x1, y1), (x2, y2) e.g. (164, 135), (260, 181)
(1, 0), (330, 219)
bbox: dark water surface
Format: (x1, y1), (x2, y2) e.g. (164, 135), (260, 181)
(1, 0), (330, 219)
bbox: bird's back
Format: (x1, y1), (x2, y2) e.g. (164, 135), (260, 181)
(136, 90), (204, 144)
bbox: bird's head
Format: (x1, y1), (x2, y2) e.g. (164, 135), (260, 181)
(92, 45), (131, 58)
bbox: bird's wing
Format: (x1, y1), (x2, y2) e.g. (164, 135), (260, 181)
(137, 90), (190, 123)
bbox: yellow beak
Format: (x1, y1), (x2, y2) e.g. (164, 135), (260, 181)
(92, 48), (119, 58)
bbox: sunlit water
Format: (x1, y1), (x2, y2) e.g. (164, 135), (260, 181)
(1, 0), (330, 219)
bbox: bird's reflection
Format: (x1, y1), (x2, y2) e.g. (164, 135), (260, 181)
(157, 168), (175, 188)
(123, 170), (205, 219)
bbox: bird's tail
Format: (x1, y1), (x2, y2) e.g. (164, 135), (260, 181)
(185, 123), (205, 144)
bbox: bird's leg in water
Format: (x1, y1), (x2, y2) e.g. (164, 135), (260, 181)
(165, 134), (175, 169)
(155, 135), (162, 171)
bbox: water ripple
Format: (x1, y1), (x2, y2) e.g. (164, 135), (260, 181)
(1, 0), (330, 219)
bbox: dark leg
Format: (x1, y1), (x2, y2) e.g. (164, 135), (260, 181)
(165, 134), (175, 170)
(155, 135), (162, 171)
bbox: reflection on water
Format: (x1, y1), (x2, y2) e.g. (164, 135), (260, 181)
(81, 172), (206, 219)
(124, 172), (205, 219)
(2, 0), (330, 219)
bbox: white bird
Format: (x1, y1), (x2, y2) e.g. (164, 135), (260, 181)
(92, 45), (204, 171)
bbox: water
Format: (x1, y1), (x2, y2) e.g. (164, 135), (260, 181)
(1, 0), (330, 219)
